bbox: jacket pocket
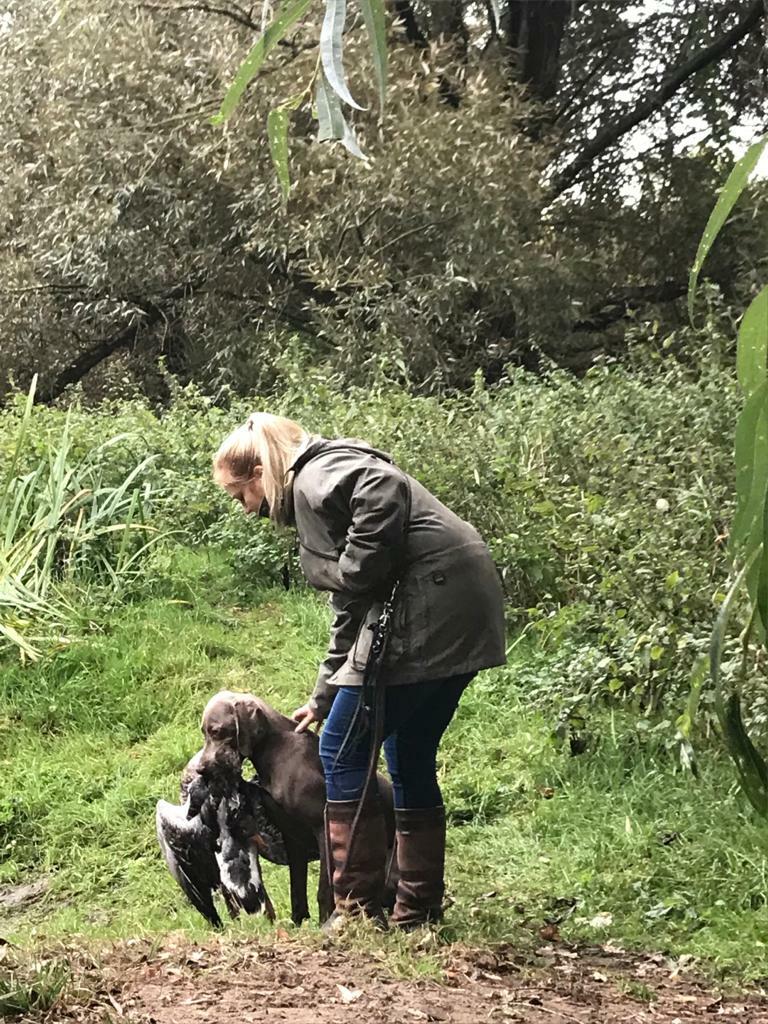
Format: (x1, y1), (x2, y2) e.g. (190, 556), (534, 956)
(299, 544), (343, 592)
(392, 574), (429, 665)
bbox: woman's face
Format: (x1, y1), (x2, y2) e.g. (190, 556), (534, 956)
(221, 467), (265, 516)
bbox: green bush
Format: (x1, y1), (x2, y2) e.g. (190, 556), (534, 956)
(0, 348), (737, 715)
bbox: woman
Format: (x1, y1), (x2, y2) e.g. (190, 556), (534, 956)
(213, 412), (506, 929)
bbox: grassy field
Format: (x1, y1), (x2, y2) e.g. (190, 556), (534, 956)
(2, 546), (768, 983)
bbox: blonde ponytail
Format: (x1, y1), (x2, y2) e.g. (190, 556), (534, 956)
(212, 413), (309, 523)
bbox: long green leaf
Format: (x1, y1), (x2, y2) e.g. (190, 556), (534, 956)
(688, 134), (768, 323)
(731, 380), (768, 554)
(0, 620), (40, 660)
(737, 285), (768, 399)
(268, 108), (291, 197)
(266, 92), (305, 198)
(709, 555), (768, 816)
(758, 478), (768, 633)
(359, 0), (387, 110)
(723, 692), (768, 816)
(212, 0), (314, 125)
(710, 563), (752, 724)
(320, 0), (363, 110)
(0, 376), (37, 510)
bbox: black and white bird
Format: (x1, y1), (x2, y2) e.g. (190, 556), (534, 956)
(156, 751), (287, 927)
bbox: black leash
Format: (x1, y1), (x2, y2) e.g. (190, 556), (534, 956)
(343, 580), (400, 867)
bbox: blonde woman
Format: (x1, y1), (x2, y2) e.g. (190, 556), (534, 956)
(213, 412), (506, 929)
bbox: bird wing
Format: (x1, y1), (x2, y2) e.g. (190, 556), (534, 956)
(216, 794), (275, 921)
(241, 780), (289, 866)
(156, 798), (223, 928)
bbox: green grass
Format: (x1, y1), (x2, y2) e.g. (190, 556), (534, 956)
(3, 546), (768, 983)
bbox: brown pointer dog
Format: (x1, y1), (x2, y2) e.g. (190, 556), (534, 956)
(197, 690), (397, 924)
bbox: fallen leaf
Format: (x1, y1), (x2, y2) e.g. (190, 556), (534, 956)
(337, 984), (363, 1004)
(107, 993), (124, 1016)
(589, 912), (613, 929)
(592, 971), (608, 982)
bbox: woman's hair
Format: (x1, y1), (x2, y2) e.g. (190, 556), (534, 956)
(212, 413), (308, 522)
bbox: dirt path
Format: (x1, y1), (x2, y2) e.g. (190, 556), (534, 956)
(51, 936), (768, 1024)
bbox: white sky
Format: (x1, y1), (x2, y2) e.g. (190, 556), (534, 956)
(624, 0), (767, 179)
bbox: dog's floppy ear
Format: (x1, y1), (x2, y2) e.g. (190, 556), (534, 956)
(231, 695), (266, 757)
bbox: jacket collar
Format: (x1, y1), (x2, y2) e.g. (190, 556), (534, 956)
(283, 437), (394, 526)
(289, 437), (393, 476)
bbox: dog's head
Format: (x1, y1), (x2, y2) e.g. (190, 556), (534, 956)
(198, 690), (267, 779)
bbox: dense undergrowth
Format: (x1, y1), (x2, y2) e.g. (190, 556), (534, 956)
(0, 352), (739, 720)
(4, 354), (768, 985)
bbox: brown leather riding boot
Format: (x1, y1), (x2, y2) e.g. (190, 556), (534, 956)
(390, 806), (446, 929)
(324, 797), (388, 928)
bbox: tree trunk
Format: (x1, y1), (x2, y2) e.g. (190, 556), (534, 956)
(503, 0), (573, 100)
(391, 0), (428, 47)
(428, 0), (465, 41)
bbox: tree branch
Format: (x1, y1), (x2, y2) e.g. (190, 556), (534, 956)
(572, 279), (688, 333)
(549, 0), (764, 198)
(136, 1), (258, 31)
(37, 278), (205, 404)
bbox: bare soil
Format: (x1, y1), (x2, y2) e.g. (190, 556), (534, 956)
(51, 935), (768, 1024)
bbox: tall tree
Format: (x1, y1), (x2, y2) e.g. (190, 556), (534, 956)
(0, 0), (766, 402)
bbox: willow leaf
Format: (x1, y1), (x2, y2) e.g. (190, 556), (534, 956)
(316, 71), (366, 159)
(320, 0), (363, 110)
(737, 285), (768, 400)
(359, 0), (387, 109)
(341, 120), (366, 160)
(212, 0), (313, 124)
(688, 134), (767, 323)
(316, 70), (345, 142)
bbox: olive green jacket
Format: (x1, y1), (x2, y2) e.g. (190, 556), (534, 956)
(286, 439), (506, 717)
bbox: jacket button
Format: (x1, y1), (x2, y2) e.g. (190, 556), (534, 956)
(432, 571), (446, 585)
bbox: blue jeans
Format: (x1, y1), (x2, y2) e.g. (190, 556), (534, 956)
(318, 674), (474, 808)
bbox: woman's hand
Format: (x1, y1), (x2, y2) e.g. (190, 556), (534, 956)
(291, 703), (323, 733)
